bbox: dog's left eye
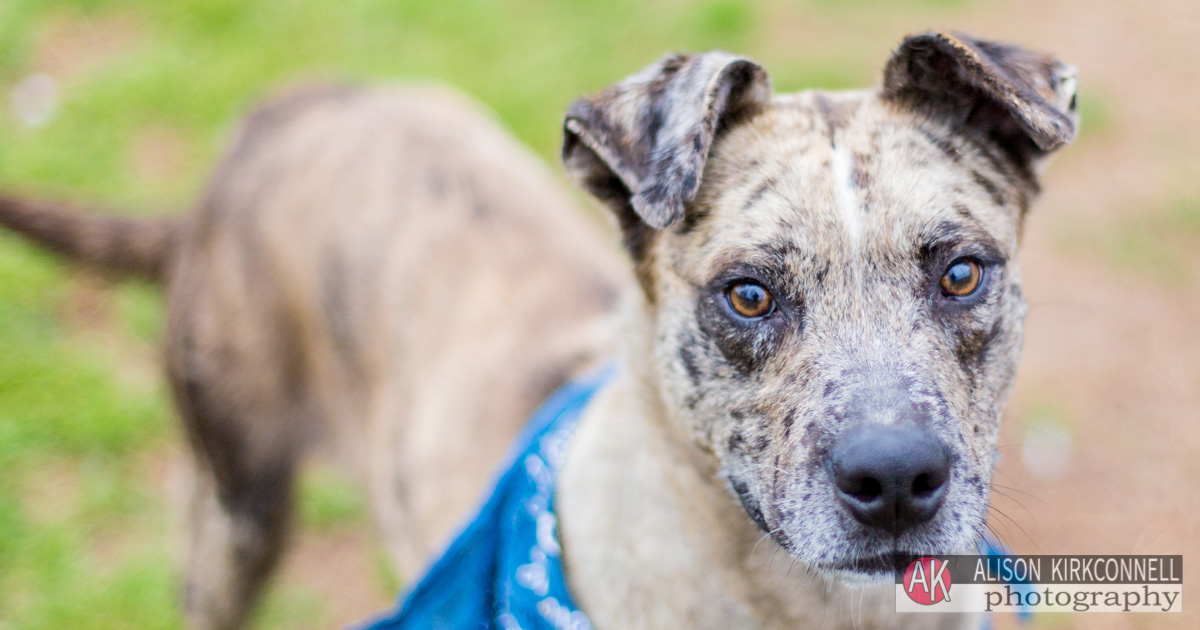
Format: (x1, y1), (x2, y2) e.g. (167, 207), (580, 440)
(727, 281), (775, 319)
(940, 258), (983, 297)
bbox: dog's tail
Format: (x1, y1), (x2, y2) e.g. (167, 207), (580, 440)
(0, 194), (178, 282)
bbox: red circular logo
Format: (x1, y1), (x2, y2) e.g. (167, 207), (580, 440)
(903, 557), (953, 605)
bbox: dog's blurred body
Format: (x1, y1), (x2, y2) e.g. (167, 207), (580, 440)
(0, 85), (624, 629)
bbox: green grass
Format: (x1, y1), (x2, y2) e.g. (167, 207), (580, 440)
(1074, 90), (1115, 143)
(1097, 196), (1200, 285)
(0, 0), (969, 626)
(298, 467), (367, 532)
(0, 0), (892, 204)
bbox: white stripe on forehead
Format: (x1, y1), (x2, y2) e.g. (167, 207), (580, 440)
(829, 140), (862, 245)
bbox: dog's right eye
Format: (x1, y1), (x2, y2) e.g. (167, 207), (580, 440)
(726, 282), (775, 319)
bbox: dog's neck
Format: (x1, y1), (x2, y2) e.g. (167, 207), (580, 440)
(556, 298), (974, 629)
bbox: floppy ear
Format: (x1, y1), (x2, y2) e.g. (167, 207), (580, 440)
(562, 52), (771, 243)
(882, 32), (1078, 168)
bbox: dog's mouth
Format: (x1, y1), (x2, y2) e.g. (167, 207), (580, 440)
(812, 551), (931, 585)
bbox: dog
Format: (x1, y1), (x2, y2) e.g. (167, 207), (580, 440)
(0, 31), (1076, 630)
(1, 84), (625, 629)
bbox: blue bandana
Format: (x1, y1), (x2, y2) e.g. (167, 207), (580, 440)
(360, 364), (1026, 630)
(362, 366), (612, 630)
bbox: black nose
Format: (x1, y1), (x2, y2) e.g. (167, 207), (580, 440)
(830, 423), (951, 535)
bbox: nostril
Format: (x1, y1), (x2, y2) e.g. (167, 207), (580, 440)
(838, 474), (883, 503)
(911, 472), (944, 498)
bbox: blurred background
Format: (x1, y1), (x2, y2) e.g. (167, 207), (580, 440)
(0, 0), (1196, 628)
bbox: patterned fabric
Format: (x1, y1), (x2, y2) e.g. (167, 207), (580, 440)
(361, 366), (612, 630)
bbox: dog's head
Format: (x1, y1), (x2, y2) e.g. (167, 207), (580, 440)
(563, 33), (1077, 582)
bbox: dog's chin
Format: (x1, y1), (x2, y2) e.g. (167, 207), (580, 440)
(814, 553), (907, 586)
(793, 531), (981, 587)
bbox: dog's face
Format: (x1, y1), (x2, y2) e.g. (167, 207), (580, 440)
(564, 33), (1077, 582)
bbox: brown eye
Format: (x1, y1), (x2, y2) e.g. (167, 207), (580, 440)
(727, 282), (774, 318)
(940, 259), (982, 297)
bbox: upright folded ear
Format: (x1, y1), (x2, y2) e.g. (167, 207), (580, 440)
(562, 52), (771, 242)
(883, 32), (1078, 168)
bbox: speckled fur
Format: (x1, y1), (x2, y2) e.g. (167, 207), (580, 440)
(558, 33), (1077, 629)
